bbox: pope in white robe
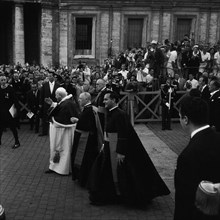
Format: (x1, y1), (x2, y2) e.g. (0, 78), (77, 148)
(45, 87), (79, 175)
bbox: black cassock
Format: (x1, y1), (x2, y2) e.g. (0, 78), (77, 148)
(88, 107), (170, 206)
(71, 104), (103, 187)
(0, 85), (18, 127)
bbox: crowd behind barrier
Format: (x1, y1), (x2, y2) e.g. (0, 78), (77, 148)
(1, 36), (220, 126)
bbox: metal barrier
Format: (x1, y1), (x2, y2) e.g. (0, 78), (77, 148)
(118, 91), (187, 125)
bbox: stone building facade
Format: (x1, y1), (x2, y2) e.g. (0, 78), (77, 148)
(1, 0), (220, 67)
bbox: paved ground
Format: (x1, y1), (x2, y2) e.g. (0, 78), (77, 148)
(0, 121), (189, 220)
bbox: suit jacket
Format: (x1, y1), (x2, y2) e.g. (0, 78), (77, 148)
(40, 81), (60, 115)
(201, 85), (210, 104)
(174, 127), (220, 220)
(209, 90), (220, 132)
(26, 89), (40, 113)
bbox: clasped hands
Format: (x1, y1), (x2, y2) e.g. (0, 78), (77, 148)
(117, 153), (125, 165)
(70, 117), (78, 124)
(44, 97), (53, 105)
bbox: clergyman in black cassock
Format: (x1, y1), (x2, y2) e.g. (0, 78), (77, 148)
(174, 96), (220, 220)
(71, 92), (103, 187)
(88, 91), (170, 206)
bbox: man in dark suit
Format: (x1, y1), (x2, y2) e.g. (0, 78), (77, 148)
(199, 75), (210, 104)
(208, 77), (220, 132)
(93, 78), (111, 132)
(39, 71), (60, 136)
(174, 95), (220, 220)
(0, 74), (20, 148)
(26, 83), (40, 133)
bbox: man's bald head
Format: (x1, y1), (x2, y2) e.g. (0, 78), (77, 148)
(96, 79), (106, 91)
(79, 92), (91, 108)
(55, 87), (67, 102)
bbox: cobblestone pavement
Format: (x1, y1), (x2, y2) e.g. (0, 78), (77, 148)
(0, 122), (189, 220)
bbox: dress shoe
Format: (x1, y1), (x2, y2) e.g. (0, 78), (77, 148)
(45, 169), (54, 174)
(167, 128), (172, 130)
(12, 143), (20, 149)
(38, 133), (46, 137)
(162, 127), (166, 130)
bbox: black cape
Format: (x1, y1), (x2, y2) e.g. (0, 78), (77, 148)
(88, 107), (170, 206)
(71, 104), (103, 187)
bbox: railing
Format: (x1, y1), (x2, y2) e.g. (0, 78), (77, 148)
(118, 91), (187, 125)
(17, 91), (187, 125)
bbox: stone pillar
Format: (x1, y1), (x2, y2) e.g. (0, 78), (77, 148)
(151, 11), (160, 42)
(59, 10), (68, 66)
(162, 12), (171, 42)
(209, 12), (218, 45)
(112, 11), (121, 55)
(99, 11), (110, 64)
(14, 4), (25, 65)
(41, 8), (53, 67)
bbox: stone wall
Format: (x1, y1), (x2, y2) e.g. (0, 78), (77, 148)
(3, 1), (220, 66)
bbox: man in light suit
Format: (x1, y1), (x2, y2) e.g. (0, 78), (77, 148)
(39, 71), (60, 136)
(174, 96), (220, 220)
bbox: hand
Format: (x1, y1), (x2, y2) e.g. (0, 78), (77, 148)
(70, 117), (78, 124)
(117, 153), (125, 165)
(44, 98), (53, 105)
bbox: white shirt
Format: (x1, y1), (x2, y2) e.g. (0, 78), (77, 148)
(214, 51), (220, 65)
(167, 50), (177, 66)
(191, 125), (210, 138)
(186, 79), (199, 89)
(49, 81), (55, 94)
(136, 69), (147, 82)
(118, 70), (129, 79)
(201, 51), (210, 62)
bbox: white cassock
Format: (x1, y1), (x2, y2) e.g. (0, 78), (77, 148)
(49, 117), (76, 175)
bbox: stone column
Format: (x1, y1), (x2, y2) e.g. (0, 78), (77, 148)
(100, 11), (110, 64)
(59, 10), (68, 66)
(41, 7), (53, 67)
(14, 4), (25, 65)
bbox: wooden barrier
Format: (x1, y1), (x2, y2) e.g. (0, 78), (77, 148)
(17, 91), (187, 125)
(118, 91), (187, 125)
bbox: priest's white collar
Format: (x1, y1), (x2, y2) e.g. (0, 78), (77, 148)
(59, 94), (72, 104)
(109, 105), (118, 112)
(191, 125), (210, 138)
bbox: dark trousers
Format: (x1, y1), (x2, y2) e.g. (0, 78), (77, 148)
(29, 114), (40, 132)
(0, 125), (19, 144)
(40, 116), (49, 135)
(161, 105), (172, 129)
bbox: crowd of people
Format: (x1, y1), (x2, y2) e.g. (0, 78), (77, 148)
(1, 35), (220, 219)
